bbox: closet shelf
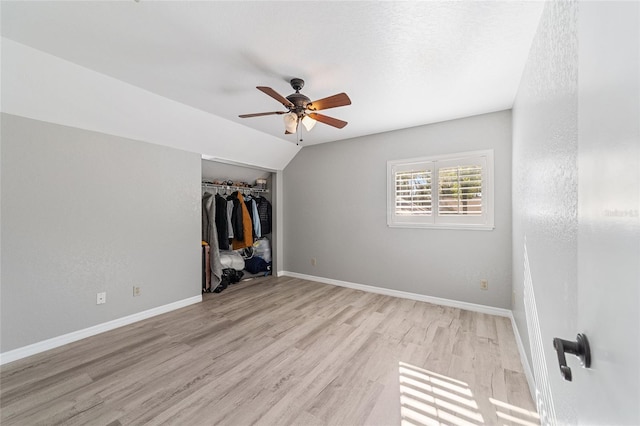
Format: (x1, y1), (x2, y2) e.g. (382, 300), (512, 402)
(201, 183), (269, 194)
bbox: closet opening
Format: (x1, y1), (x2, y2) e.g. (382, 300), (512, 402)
(201, 158), (276, 294)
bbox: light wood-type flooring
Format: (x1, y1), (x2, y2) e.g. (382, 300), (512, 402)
(1, 276), (539, 425)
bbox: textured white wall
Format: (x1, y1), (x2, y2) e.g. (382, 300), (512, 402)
(283, 111), (512, 308)
(1, 114), (202, 353)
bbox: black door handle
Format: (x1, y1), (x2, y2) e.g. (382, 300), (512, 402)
(553, 333), (591, 381)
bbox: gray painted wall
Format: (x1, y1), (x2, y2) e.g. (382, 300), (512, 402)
(201, 159), (271, 184)
(283, 111), (512, 308)
(1, 114), (202, 353)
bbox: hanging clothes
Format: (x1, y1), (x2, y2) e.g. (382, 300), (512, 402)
(244, 195), (261, 239)
(214, 194), (229, 250)
(231, 191), (253, 250)
(256, 196), (272, 235)
(203, 243), (211, 291)
(251, 198), (261, 238)
(227, 192), (244, 241)
(202, 192), (222, 288)
(226, 198), (234, 240)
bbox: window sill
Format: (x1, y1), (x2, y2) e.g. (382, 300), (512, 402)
(387, 223), (495, 231)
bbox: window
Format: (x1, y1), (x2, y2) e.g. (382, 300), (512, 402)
(387, 150), (494, 229)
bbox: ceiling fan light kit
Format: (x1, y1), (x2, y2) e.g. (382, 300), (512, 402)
(301, 115), (316, 131)
(283, 112), (298, 134)
(239, 78), (351, 143)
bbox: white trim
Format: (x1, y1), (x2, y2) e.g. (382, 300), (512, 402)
(0, 295), (202, 366)
(509, 311), (536, 401)
(388, 223), (495, 231)
(280, 271), (510, 317)
(387, 149), (495, 230)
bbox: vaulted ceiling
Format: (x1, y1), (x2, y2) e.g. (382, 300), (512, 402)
(2, 1), (543, 148)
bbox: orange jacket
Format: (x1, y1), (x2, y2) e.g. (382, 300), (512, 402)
(232, 192), (254, 250)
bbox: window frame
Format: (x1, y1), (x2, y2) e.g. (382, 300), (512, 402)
(387, 149), (495, 230)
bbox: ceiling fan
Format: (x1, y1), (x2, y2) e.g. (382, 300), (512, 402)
(239, 78), (351, 136)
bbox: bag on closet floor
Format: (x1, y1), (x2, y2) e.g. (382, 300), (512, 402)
(253, 238), (271, 263)
(244, 257), (270, 274)
(219, 250), (245, 271)
(222, 268), (244, 285)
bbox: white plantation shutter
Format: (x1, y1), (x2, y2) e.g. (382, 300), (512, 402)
(438, 165), (483, 216)
(388, 150), (493, 229)
(395, 170), (432, 216)
(389, 161), (434, 226)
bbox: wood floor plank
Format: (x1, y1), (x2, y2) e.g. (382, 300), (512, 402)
(0, 276), (539, 425)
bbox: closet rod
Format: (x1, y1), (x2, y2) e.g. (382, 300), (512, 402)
(201, 183), (269, 194)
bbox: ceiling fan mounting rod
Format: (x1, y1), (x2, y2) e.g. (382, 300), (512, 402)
(290, 78), (304, 93)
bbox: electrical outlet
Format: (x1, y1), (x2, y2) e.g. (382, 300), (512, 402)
(480, 279), (488, 290)
(133, 286), (141, 297)
(311, 258), (317, 267)
(96, 292), (106, 305)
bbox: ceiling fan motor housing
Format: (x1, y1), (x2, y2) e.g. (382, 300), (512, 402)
(287, 78), (311, 117)
(286, 92), (311, 117)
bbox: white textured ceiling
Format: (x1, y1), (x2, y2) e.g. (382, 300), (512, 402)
(1, 1), (543, 146)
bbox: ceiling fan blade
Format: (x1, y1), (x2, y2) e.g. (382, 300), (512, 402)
(257, 86), (294, 108)
(308, 113), (348, 129)
(307, 93), (351, 111)
(239, 111), (286, 118)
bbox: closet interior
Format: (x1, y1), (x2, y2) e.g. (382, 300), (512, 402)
(201, 159), (274, 294)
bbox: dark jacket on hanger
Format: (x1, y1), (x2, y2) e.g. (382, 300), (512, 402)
(227, 192), (244, 241)
(256, 196), (272, 235)
(215, 194), (229, 250)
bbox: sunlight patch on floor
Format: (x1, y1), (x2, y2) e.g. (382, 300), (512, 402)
(399, 361), (484, 426)
(491, 397), (541, 426)
(399, 361), (540, 426)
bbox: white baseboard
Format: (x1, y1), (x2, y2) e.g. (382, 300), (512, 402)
(0, 295), (202, 366)
(509, 311), (536, 400)
(280, 271), (511, 318)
